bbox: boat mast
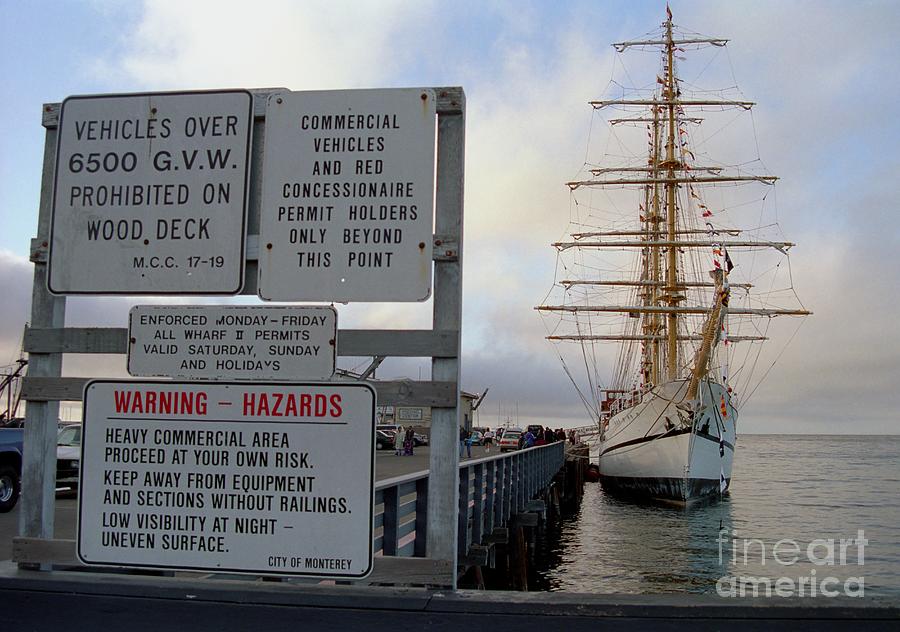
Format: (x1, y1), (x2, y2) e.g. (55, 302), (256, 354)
(639, 148), (652, 387)
(536, 10), (813, 398)
(663, 15), (680, 380)
(649, 102), (663, 386)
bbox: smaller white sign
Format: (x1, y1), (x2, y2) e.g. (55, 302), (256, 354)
(397, 408), (423, 421)
(128, 305), (336, 380)
(77, 380), (375, 578)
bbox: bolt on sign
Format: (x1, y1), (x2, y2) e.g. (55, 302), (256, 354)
(77, 380), (375, 579)
(127, 305), (337, 380)
(257, 88), (436, 302)
(48, 90), (253, 294)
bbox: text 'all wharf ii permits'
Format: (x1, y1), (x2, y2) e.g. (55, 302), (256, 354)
(48, 90), (253, 295)
(258, 89), (436, 302)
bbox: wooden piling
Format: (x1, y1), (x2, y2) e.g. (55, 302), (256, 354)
(510, 525), (528, 591)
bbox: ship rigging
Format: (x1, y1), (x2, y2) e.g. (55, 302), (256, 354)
(536, 9), (809, 501)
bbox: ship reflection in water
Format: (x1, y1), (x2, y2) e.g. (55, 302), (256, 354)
(533, 483), (734, 593)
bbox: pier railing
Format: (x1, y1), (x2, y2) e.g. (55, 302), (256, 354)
(12, 441), (568, 587)
(374, 441), (566, 563)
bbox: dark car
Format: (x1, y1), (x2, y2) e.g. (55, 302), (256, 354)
(0, 427), (24, 512)
(376, 430), (394, 450)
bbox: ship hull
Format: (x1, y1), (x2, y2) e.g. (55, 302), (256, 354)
(598, 379), (736, 503)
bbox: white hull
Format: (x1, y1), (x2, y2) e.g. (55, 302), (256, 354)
(598, 379), (736, 502)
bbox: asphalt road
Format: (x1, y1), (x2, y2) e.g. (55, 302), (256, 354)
(374, 442), (496, 479)
(0, 444), (499, 561)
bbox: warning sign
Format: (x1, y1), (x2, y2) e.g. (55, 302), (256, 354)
(77, 380), (375, 578)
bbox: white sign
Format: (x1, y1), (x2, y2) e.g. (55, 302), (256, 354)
(127, 305), (337, 380)
(397, 408), (424, 421)
(258, 88), (436, 302)
(48, 91), (253, 295)
(77, 380), (375, 578)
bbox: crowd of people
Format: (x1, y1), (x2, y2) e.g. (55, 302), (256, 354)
(456, 425), (580, 457)
(525, 426), (569, 447)
(387, 424), (582, 459)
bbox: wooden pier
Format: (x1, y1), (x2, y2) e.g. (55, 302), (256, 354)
(11, 440), (585, 589)
(1, 565), (897, 631)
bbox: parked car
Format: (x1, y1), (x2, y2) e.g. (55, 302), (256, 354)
(376, 430), (394, 450)
(498, 429), (523, 452)
(376, 424), (399, 440)
(0, 427), (24, 512)
(56, 424), (81, 490)
(378, 425), (428, 447)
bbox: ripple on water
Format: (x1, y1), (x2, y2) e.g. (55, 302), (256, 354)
(530, 435), (900, 596)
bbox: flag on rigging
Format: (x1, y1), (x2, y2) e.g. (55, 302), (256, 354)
(667, 4), (673, 21)
(724, 249), (734, 273)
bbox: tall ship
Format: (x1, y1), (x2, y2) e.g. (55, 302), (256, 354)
(537, 9), (810, 502)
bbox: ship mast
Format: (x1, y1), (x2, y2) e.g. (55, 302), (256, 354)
(649, 101), (662, 386)
(662, 15), (680, 380)
(535, 10), (811, 404)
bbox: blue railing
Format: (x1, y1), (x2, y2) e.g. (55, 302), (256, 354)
(374, 441), (566, 559)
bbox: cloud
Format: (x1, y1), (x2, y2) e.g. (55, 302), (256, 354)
(0, 252), (32, 366)
(96, 0), (433, 92)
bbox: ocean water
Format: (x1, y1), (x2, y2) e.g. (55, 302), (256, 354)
(532, 435), (900, 597)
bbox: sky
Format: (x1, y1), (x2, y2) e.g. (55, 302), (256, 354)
(1, 0), (898, 433)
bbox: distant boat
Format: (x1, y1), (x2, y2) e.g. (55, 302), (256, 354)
(537, 10), (810, 503)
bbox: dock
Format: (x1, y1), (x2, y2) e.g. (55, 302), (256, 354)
(1, 566), (897, 631)
(7, 440), (587, 589)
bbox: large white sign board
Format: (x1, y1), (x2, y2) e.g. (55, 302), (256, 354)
(48, 91), (253, 294)
(77, 380), (375, 578)
(127, 305), (337, 380)
(258, 88), (436, 302)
